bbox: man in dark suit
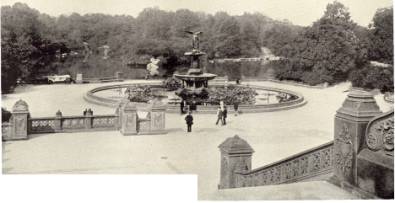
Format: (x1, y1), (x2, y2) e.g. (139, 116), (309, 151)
(185, 111), (194, 132)
(222, 106), (228, 125)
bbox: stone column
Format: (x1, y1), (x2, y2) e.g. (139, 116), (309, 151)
(150, 105), (166, 134)
(120, 101), (137, 135)
(9, 99), (30, 140)
(331, 90), (381, 187)
(54, 110), (63, 132)
(218, 135), (254, 189)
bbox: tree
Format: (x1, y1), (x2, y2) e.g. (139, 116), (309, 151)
(274, 1), (368, 85)
(368, 7), (393, 64)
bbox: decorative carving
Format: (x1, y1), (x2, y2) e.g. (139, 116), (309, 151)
(93, 117), (116, 127)
(300, 156), (308, 175)
(235, 143), (334, 188)
(366, 111), (394, 156)
(152, 112), (164, 129)
(321, 148), (332, 169)
(335, 123), (353, 174)
(62, 118), (84, 128)
(15, 117), (26, 135)
(311, 151), (321, 171)
(12, 99), (29, 112)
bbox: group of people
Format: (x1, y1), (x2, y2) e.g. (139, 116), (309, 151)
(83, 108), (93, 116)
(184, 100), (241, 133)
(215, 106), (228, 126)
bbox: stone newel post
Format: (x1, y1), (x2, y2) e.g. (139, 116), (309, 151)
(218, 135), (254, 189)
(84, 109), (93, 129)
(149, 101), (166, 134)
(9, 99), (30, 140)
(120, 101), (137, 135)
(54, 110), (62, 132)
(332, 90), (381, 187)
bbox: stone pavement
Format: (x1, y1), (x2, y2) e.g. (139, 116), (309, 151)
(2, 80), (392, 200)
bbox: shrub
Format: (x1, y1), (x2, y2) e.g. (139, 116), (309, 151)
(207, 85), (258, 105)
(2, 108), (12, 123)
(349, 64), (394, 93)
(126, 86), (154, 102)
(163, 77), (182, 91)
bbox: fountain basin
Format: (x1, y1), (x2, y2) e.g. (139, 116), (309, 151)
(84, 82), (307, 113)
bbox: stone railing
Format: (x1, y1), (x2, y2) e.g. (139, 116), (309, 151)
(29, 117), (57, 133)
(3, 99), (166, 141)
(29, 114), (118, 134)
(218, 90), (393, 199)
(235, 141), (334, 188)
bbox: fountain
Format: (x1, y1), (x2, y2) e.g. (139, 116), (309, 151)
(84, 32), (307, 113)
(173, 31), (217, 105)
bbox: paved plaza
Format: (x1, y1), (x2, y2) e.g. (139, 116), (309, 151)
(2, 80), (392, 199)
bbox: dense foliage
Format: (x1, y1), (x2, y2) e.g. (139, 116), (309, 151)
(207, 86), (258, 105)
(162, 77), (182, 91)
(263, 2), (393, 92)
(126, 86), (154, 103)
(2, 108), (12, 123)
(349, 64), (393, 93)
(1, 3), (292, 92)
(1, 2), (393, 93)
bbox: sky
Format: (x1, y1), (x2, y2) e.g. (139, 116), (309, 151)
(1, 0), (393, 27)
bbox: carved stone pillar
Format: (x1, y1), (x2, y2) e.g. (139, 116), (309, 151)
(332, 90), (381, 187)
(218, 135), (254, 189)
(120, 101), (137, 135)
(150, 105), (166, 134)
(8, 99), (30, 140)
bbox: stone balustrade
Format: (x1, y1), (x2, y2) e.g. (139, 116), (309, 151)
(2, 98), (166, 140)
(218, 90), (394, 199)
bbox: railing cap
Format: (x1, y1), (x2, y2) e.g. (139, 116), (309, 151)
(336, 89), (381, 119)
(12, 99), (29, 112)
(219, 135), (254, 154)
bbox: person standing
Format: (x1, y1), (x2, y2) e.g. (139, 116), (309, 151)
(185, 111), (193, 132)
(180, 100), (185, 114)
(215, 107), (223, 125)
(222, 106), (228, 125)
(233, 101), (239, 116)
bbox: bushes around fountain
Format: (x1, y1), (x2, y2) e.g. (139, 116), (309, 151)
(207, 85), (258, 105)
(163, 77), (182, 91)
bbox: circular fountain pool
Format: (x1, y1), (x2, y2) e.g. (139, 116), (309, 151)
(84, 82), (307, 113)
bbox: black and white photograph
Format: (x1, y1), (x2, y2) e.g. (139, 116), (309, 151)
(1, 0), (394, 202)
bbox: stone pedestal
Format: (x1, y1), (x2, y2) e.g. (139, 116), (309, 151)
(84, 111), (93, 129)
(76, 73), (83, 84)
(8, 99), (30, 140)
(120, 101), (137, 135)
(149, 106), (166, 134)
(331, 90), (381, 187)
(218, 135), (254, 189)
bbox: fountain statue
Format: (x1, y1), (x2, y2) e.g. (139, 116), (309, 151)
(174, 31), (217, 107)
